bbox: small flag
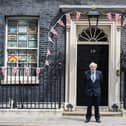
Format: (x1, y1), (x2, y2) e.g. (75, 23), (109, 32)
(12, 67), (17, 75)
(115, 13), (121, 21)
(36, 67), (40, 76)
(123, 18), (126, 26)
(1, 67), (6, 75)
(66, 13), (71, 23)
(45, 60), (49, 66)
(57, 19), (65, 27)
(76, 11), (81, 20)
(25, 67), (30, 76)
(46, 49), (51, 57)
(107, 13), (112, 21)
(50, 28), (58, 35)
(48, 37), (53, 43)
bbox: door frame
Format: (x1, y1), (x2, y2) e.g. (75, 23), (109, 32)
(65, 20), (121, 110)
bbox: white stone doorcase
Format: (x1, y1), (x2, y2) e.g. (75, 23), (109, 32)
(65, 15), (121, 110)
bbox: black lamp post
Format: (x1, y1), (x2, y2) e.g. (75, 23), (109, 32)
(87, 10), (100, 28)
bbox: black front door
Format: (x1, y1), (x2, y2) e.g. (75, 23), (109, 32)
(77, 45), (108, 106)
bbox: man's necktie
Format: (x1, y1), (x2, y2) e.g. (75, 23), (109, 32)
(91, 72), (95, 82)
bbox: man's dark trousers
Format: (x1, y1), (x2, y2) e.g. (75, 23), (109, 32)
(86, 95), (100, 120)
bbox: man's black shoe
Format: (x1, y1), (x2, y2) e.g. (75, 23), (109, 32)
(96, 119), (101, 123)
(85, 119), (90, 123)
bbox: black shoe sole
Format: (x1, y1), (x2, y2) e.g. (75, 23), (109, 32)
(85, 120), (90, 123)
(96, 120), (101, 123)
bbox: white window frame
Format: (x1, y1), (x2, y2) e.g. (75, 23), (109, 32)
(4, 17), (40, 84)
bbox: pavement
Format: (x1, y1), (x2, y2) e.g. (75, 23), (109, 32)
(0, 115), (126, 126)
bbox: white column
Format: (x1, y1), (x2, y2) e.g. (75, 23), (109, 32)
(65, 23), (71, 104)
(68, 21), (77, 109)
(109, 21), (116, 109)
(109, 21), (121, 109)
(115, 23), (121, 108)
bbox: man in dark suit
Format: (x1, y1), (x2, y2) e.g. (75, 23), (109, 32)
(84, 62), (103, 123)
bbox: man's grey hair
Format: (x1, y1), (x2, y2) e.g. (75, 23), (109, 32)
(89, 62), (97, 68)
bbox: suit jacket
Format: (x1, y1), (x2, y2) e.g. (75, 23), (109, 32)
(84, 70), (103, 96)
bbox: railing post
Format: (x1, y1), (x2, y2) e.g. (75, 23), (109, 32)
(58, 62), (62, 109)
(46, 65), (49, 108)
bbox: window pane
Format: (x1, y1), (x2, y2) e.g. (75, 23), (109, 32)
(28, 20), (37, 33)
(18, 34), (27, 41)
(8, 20), (17, 26)
(19, 50), (27, 54)
(18, 41), (27, 47)
(27, 50), (37, 63)
(18, 26), (27, 33)
(28, 34), (37, 48)
(28, 41), (37, 48)
(28, 34), (37, 40)
(18, 50), (27, 63)
(18, 55), (27, 63)
(8, 40), (17, 47)
(8, 26), (17, 33)
(18, 20), (28, 25)
(8, 34), (17, 40)
(8, 49), (17, 54)
(28, 26), (37, 33)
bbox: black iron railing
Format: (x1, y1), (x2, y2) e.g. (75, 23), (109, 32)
(0, 62), (63, 109)
(121, 51), (126, 109)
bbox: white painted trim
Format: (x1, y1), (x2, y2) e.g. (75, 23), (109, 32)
(78, 42), (109, 45)
(7, 17), (39, 20)
(74, 20), (113, 25)
(108, 21), (115, 109)
(5, 17), (8, 81)
(65, 24), (70, 103)
(68, 21), (77, 107)
(60, 5), (126, 9)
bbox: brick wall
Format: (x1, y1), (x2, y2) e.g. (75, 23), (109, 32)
(0, 0), (126, 108)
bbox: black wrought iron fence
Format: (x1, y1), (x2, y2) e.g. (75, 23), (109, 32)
(0, 62), (63, 109)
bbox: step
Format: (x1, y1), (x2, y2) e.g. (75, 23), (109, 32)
(63, 111), (122, 116)
(75, 106), (109, 111)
